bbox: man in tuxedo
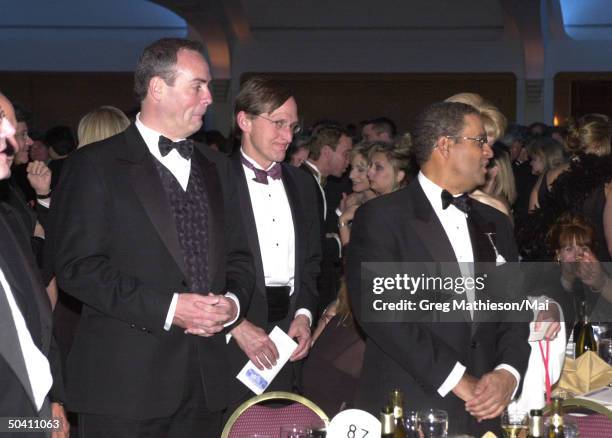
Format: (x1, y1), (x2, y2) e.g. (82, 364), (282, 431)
(347, 102), (529, 435)
(226, 77), (321, 411)
(49, 38), (253, 437)
(303, 126), (352, 311)
(0, 93), (68, 437)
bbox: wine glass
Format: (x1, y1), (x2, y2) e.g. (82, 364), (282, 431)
(417, 409), (448, 438)
(500, 407), (528, 438)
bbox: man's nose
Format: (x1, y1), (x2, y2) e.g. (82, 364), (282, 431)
(483, 142), (493, 158)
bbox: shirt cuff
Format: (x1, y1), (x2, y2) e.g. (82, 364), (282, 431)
(495, 364), (520, 399)
(437, 361), (466, 397)
(164, 293), (179, 331)
(223, 292), (240, 327)
(329, 232), (342, 258)
(294, 308), (313, 327)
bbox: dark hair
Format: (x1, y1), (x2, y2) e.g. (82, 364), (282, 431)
(45, 125), (76, 156)
(500, 124), (529, 148)
(134, 38), (206, 102)
(13, 103), (31, 124)
(364, 117), (397, 138)
(234, 76), (293, 117)
(528, 122), (548, 136)
(309, 125), (349, 161)
(285, 134), (311, 164)
(411, 101), (480, 166)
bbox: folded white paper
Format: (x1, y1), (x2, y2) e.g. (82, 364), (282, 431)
(528, 320), (555, 342)
(236, 326), (298, 395)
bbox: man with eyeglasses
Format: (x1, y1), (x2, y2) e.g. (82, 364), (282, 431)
(346, 101), (530, 436)
(0, 92), (69, 437)
(225, 77), (321, 415)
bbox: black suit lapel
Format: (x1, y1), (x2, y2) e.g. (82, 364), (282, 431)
(467, 207), (497, 263)
(0, 215), (44, 410)
(122, 126), (188, 278)
(409, 182), (457, 262)
(409, 181), (471, 323)
(231, 154), (265, 295)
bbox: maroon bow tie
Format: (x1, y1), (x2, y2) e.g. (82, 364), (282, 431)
(240, 155), (282, 184)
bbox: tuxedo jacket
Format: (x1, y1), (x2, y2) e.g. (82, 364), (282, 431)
(346, 179), (530, 435)
(226, 155), (321, 400)
(0, 207), (59, 434)
(49, 125), (254, 418)
(300, 163), (343, 312)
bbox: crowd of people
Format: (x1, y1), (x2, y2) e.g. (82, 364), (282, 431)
(1, 37), (611, 437)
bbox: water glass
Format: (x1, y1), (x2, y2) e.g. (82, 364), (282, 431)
(280, 425), (311, 438)
(500, 407), (528, 438)
(598, 338), (612, 364)
(405, 410), (421, 438)
(417, 409), (448, 438)
(544, 416), (579, 438)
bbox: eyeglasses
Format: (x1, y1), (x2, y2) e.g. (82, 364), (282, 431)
(445, 135), (489, 147)
(253, 114), (302, 135)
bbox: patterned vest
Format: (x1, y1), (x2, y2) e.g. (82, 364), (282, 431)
(153, 158), (210, 292)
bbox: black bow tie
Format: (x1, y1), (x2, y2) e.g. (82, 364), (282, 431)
(158, 136), (194, 160)
(441, 189), (471, 214)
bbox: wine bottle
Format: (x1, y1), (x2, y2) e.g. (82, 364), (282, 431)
(381, 405), (396, 438)
(528, 409), (543, 438)
(547, 398), (565, 438)
(388, 389), (408, 438)
(575, 302), (597, 358)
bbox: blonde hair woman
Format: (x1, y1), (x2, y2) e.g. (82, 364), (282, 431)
(77, 106), (130, 148)
(445, 92), (515, 217)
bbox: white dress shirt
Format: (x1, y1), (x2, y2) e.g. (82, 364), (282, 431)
(134, 115), (239, 330)
(418, 172), (520, 398)
(241, 151), (312, 325)
(0, 268), (53, 411)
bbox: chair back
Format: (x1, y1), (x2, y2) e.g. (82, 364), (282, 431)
(222, 391), (328, 438)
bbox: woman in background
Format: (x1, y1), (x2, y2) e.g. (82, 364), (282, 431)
(337, 142), (377, 246)
(471, 143), (517, 217)
(77, 105), (130, 148)
(527, 136), (567, 211)
(518, 114), (612, 261)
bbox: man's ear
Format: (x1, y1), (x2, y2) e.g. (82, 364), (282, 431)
(236, 111), (252, 133)
(149, 77), (164, 101)
(321, 144), (332, 159)
(434, 136), (452, 159)
(396, 170), (406, 185)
